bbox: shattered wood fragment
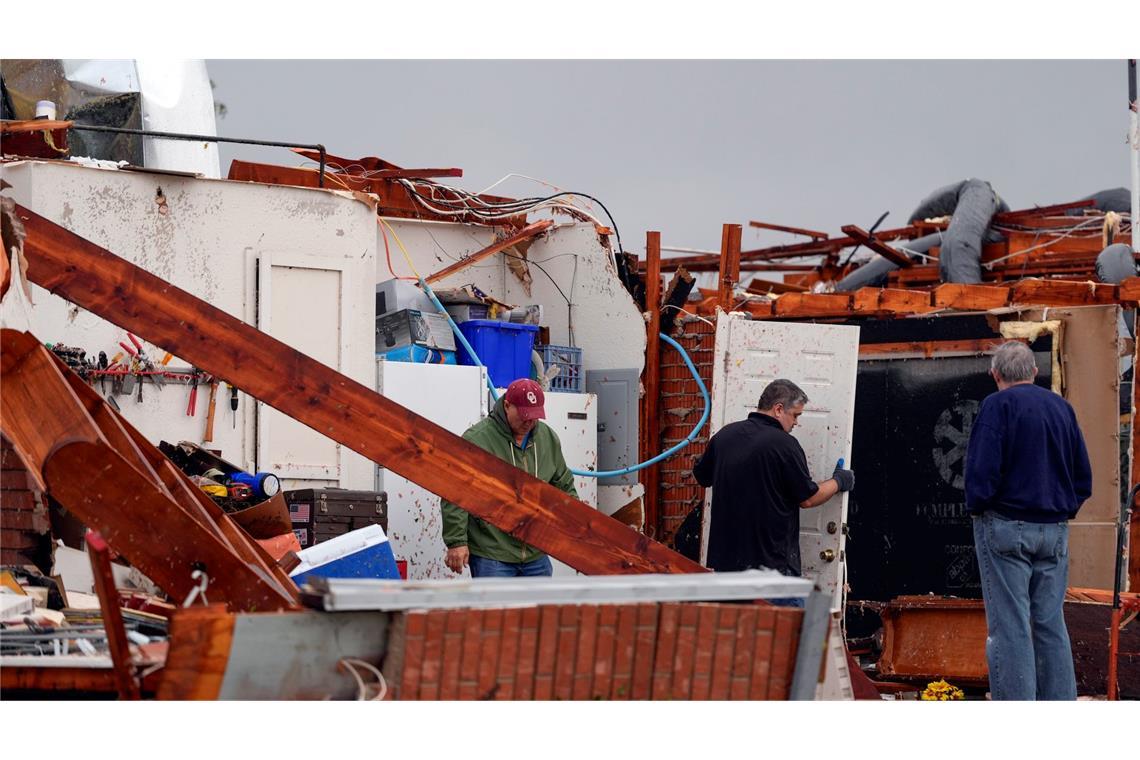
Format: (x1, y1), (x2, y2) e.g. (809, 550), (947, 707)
(659, 267), (696, 335)
(426, 219), (553, 285)
(15, 204), (703, 577)
(840, 225), (914, 268)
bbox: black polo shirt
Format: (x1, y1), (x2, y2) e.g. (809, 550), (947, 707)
(693, 412), (819, 575)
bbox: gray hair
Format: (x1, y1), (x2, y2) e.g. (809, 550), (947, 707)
(991, 341), (1037, 382)
(758, 379), (809, 411)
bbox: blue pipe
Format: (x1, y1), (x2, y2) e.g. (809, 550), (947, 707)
(418, 276), (501, 401)
(418, 276), (709, 478)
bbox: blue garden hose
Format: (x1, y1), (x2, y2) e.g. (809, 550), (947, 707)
(572, 332), (709, 478)
(418, 276), (709, 478)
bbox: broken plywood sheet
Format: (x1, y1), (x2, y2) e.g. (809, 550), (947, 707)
(1011, 305), (1121, 589)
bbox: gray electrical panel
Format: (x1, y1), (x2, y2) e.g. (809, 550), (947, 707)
(585, 368), (639, 486)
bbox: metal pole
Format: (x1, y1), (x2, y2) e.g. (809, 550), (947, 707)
(1130, 59), (1138, 256)
(66, 124), (327, 188)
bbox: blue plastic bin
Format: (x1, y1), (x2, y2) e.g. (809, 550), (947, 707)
(455, 320), (538, 388)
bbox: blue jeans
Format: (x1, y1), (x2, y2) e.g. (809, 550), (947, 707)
(469, 554), (553, 578)
(972, 512), (1076, 700)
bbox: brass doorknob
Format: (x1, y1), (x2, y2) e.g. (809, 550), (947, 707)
(819, 549), (836, 562)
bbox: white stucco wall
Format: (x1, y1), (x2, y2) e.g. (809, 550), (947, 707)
(1, 160), (378, 489)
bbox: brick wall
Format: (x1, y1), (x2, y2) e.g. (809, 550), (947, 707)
(382, 600), (803, 701)
(0, 435), (51, 571)
(656, 316), (716, 544)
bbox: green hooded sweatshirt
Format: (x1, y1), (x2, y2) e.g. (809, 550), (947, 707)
(441, 395), (578, 563)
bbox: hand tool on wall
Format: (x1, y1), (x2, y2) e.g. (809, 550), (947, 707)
(203, 378), (219, 442)
(186, 371), (199, 416)
(228, 383), (238, 429)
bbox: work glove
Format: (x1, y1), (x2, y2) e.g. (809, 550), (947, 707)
(832, 458), (855, 492)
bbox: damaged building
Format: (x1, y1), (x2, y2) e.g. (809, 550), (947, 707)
(0, 58), (1137, 700)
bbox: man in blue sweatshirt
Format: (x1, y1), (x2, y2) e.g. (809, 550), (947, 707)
(965, 340), (1092, 700)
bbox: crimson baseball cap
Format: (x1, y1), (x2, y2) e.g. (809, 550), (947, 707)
(505, 378), (546, 421)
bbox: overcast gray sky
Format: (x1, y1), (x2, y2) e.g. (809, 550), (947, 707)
(208, 60), (1132, 255)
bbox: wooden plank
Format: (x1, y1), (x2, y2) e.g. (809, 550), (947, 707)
(156, 605), (235, 700)
(931, 283), (1011, 311)
(851, 288), (881, 313)
(424, 219), (554, 284)
(841, 225), (914, 268)
(15, 204), (704, 577)
(86, 530), (141, 699)
(1116, 276), (1140, 305)
(772, 293), (853, 317)
(748, 220), (829, 240)
(859, 338), (1006, 359)
(746, 277), (809, 295)
(642, 231), (663, 540)
(1010, 279), (1119, 306)
(717, 224), (742, 310)
(993, 200), (1095, 221)
(1131, 310), (1140, 592)
(878, 288), (935, 314)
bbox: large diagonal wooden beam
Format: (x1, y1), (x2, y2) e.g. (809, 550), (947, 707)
(424, 219), (555, 284)
(13, 204), (705, 576)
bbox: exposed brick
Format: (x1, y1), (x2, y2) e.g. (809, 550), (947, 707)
(495, 607), (522, 700)
(730, 606), (758, 700)
(553, 604), (579, 700)
(0, 509), (49, 533)
(630, 602), (658, 700)
(439, 609), (466, 700)
(767, 608), (802, 700)
(610, 604), (637, 700)
(750, 605), (777, 699)
(514, 606), (541, 700)
(0, 548), (36, 566)
(690, 604), (719, 700)
(0, 528), (38, 550)
(458, 608), (484, 700)
(418, 609), (448, 700)
(533, 605), (560, 700)
(476, 608), (503, 700)
(651, 602), (681, 699)
(572, 604), (598, 700)
(671, 604), (699, 700)
(399, 611), (428, 700)
(1, 491), (35, 511)
(1, 469), (30, 489)
(709, 605), (739, 700)
(591, 605), (618, 700)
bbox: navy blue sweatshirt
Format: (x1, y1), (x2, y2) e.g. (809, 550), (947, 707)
(964, 383), (1092, 523)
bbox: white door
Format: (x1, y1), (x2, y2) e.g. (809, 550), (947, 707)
(702, 313), (860, 613)
(538, 391), (599, 577)
(257, 253), (349, 484)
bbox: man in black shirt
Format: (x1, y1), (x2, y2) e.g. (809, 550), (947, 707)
(694, 379), (855, 598)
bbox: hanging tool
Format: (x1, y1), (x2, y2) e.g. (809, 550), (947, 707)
(203, 379), (218, 442)
(186, 370), (199, 416)
(228, 383), (238, 430)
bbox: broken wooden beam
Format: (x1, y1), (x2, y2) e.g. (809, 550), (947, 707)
(642, 231), (663, 540)
(424, 219), (554, 284)
(717, 224), (742, 310)
(748, 220), (829, 240)
(86, 530), (141, 700)
(840, 225), (914, 268)
(14, 204), (704, 576)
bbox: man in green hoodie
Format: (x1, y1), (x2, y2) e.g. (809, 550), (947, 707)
(441, 378), (579, 577)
